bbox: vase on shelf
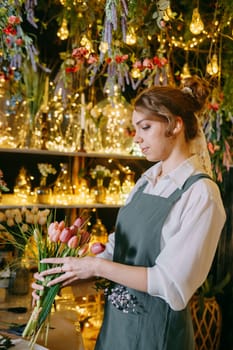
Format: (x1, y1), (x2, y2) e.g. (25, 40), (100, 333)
(13, 167), (31, 201)
(90, 218), (108, 244)
(93, 178), (106, 204)
(35, 176), (52, 204)
(9, 261), (30, 295)
(0, 79), (28, 148)
(106, 169), (121, 204)
(53, 163), (73, 204)
(85, 115), (103, 153)
(8, 250), (30, 296)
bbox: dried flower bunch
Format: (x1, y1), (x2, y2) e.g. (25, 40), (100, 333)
(0, 207), (50, 255)
(0, 0), (38, 71)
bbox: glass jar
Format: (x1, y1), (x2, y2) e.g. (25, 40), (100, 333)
(106, 169), (121, 204)
(53, 163), (73, 204)
(90, 92), (134, 154)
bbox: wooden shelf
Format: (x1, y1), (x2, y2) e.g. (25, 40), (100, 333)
(0, 147), (144, 160)
(0, 194), (122, 209)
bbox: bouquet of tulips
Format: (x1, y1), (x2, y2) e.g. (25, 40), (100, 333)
(22, 212), (91, 349)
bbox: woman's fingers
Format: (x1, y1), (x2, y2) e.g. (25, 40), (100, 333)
(33, 271), (44, 282)
(41, 257), (66, 264)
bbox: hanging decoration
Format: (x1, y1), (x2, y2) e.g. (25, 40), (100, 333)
(206, 54), (219, 76)
(57, 19), (69, 40)
(189, 8), (204, 35)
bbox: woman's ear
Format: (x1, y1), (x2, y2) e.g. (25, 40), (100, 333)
(172, 116), (184, 135)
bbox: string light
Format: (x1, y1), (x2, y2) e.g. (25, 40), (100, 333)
(189, 8), (204, 35)
(206, 54), (219, 75)
(80, 34), (93, 52)
(126, 27), (137, 45)
(57, 19), (69, 40)
(181, 63), (191, 79)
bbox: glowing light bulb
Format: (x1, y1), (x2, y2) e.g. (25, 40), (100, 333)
(80, 35), (93, 52)
(181, 63), (191, 79)
(126, 27), (137, 45)
(189, 8), (204, 35)
(57, 19), (69, 40)
(131, 68), (141, 79)
(206, 54), (219, 75)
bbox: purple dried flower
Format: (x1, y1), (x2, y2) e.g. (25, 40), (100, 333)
(121, 14), (127, 42)
(121, 0), (128, 16)
(111, 3), (118, 30)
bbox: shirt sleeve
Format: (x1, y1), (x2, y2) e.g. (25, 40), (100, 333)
(147, 180), (226, 311)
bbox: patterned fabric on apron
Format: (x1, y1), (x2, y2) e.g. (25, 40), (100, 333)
(95, 174), (211, 350)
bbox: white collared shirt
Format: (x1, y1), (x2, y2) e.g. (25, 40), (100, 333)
(98, 155), (226, 310)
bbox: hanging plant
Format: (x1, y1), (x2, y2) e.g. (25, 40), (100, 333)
(203, 95), (233, 183)
(0, 0), (38, 71)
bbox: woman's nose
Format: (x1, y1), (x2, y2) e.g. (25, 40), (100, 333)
(134, 133), (143, 144)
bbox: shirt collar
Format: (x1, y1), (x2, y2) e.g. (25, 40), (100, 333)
(142, 155), (203, 189)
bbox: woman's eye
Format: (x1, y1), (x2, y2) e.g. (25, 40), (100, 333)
(142, 125), (150, 130)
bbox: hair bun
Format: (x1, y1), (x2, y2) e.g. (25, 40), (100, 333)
(182, 75), (210, 112)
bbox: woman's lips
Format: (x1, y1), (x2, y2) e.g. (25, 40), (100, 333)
(141, 147), (149, 154)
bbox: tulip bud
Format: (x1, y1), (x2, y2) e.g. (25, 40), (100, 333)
(78, 243), (89, 257)
(90, 242), (106, 255)
(73, 217), (85, 228)
(49, 230), (61, 243)
(79, 230), (91, 246)
(48, 221), (58, 236)
(68, 235), (80, 249)
(69, 225), (78, 236)
(58, 220), (65, 230)
(60, 227), (72, 243)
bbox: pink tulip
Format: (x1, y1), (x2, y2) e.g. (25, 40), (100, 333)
(60, 227), (72, 243)
(48, 221), (58, 235)
(49, 229), (61, 242)
(58, 220), (65, 230)
(78, 243), (89, 257)
(48, 222), (61, 242)
(73, 216), (85, 228)
(68, 235), (80, 249)
(90, 242), (106, 255)
(79, 230), (91, 246)
(69, 225), (78, 235)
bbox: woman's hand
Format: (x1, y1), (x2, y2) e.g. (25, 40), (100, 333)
(39, 255), (98, 287)
(31, 272), (45, 306)
(31, 241), (106, 302)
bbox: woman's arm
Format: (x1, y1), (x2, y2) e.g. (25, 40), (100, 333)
(39, 256), (148, 292)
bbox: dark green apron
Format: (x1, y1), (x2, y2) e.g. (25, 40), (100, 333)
(95, 174), (210, 350)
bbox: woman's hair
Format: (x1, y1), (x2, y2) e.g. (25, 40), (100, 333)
(133, 75), (210, 141)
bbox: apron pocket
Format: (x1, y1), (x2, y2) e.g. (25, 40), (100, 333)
(96, 302), (140, 349)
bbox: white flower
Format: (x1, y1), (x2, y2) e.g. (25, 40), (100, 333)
(38, 163), (57, 177)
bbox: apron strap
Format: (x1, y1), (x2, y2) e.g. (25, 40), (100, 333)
(169, 173), (212, 203)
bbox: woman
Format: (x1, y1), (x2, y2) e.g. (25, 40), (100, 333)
(34, 76), (226, 350)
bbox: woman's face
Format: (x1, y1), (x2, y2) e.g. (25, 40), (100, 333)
(132, 109), (174, 162)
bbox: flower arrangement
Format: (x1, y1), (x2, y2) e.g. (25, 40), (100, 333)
(21, 211), (91, 349)
(38, 163), (57, 187)
(90, 165), (111, 180)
